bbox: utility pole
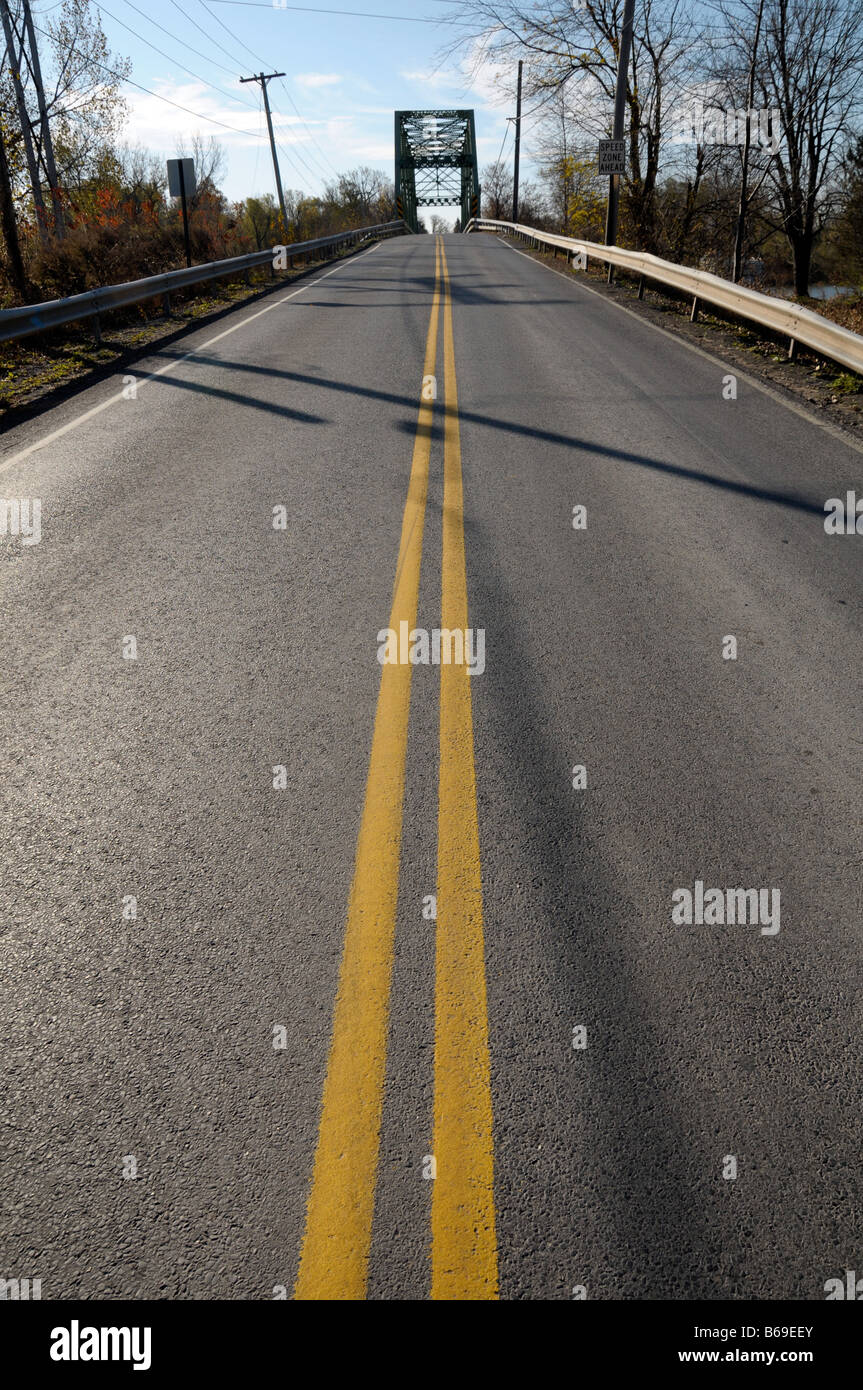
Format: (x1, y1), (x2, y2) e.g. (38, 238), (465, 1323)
(240, 72), (289, 236)
(0, 0), (48, 240)
(21, 0), (64, 237)
(603, 0), (636, 277)
(512, 59), (523, 223)
(732, 0), (765, 283)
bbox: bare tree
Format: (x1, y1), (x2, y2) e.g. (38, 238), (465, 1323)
(754, 0), (863, 295)
(834, 131), (863, 285)
(0, 0), (129, 210)
(445, 0), (700, 251)
(40, 0), (129, 192)
(534, 88), (604, 234)
(176, 135), (227, 202)
(724, 0), (768, 281)
(322, 167), (394, 226)
(481, 159), (513, 217)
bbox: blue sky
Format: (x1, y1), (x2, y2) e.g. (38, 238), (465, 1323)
(68, 0), (519, 223)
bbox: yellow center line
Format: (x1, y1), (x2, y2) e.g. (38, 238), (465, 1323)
(295, 237), (443, 1301)
(431, 242), (499, 1299)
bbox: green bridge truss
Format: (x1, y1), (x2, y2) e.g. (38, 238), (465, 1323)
(394, 110), (480, 233)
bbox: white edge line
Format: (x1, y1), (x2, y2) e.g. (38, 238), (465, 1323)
(500, 236), (863, 459)
(0, 243), (383, 474)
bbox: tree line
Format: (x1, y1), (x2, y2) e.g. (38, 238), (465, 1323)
(457, 0), (863, 295)
(4, 0), (863, 301)
(0, 0), (396, 305)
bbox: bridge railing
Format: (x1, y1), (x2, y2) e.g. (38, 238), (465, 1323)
(465, 217), (863, 378)
(0, 220), (410, 345)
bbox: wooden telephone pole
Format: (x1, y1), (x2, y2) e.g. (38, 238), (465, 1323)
(512, 59), (523, 223)
(240, 73), (289, 237)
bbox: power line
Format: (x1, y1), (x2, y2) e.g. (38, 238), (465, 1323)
(31, 17), (264, 137)
(275, 134), (326, 188)
(492, 121), (509, 174)
(257, 104), (329, 185)
(259, 87), (331, 182)
(207, 1), (457, 23)
(195, 0), (337, 183)
(277, 78), (340, 179)
(165, 0), (339, 190)
(168, 0), (242, 70)
(119, 0), (244, 79)
(196, 0), (277, 69)
(92, 1), (261, 110)
(250, 84), (263, 189)
(199, 0), (341, 182)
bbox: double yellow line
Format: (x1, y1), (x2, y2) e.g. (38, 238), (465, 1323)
(295, 238), (498, 1301)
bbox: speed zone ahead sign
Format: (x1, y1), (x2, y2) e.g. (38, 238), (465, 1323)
(598, 139), (626, 175)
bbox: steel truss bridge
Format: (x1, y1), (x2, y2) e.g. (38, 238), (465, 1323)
(394, 110), (480, 233)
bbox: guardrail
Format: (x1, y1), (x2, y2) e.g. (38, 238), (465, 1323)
(0, 220), (409, 345)
(465, 217), (863, 377)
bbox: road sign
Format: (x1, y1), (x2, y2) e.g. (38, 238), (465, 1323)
(167, 158), (196, 199)
(166, 159), (196, 268)
(598, 139), (626, 176)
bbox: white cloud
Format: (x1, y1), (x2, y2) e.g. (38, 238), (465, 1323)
(400, 41), (515, 110)
(399, 68), (462, 89)
(295, 73), (343, 88)
(322, 116), (392, 163)
(123, 80), (269, 152)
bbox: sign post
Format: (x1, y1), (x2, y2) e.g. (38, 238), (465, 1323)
(167, 158), (196, 268)
(602, 0), (636, 280)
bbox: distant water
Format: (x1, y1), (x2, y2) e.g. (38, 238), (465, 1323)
(772, 284), (857, 301)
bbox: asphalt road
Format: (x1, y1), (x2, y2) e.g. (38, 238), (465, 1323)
(1, 232), (860, 1301)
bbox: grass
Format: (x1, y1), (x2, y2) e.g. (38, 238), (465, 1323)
(830, 371), (863, 394)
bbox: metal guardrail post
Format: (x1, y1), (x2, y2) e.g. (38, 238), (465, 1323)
(0, 221), (407, 345)
(464, 218), (863, 379)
